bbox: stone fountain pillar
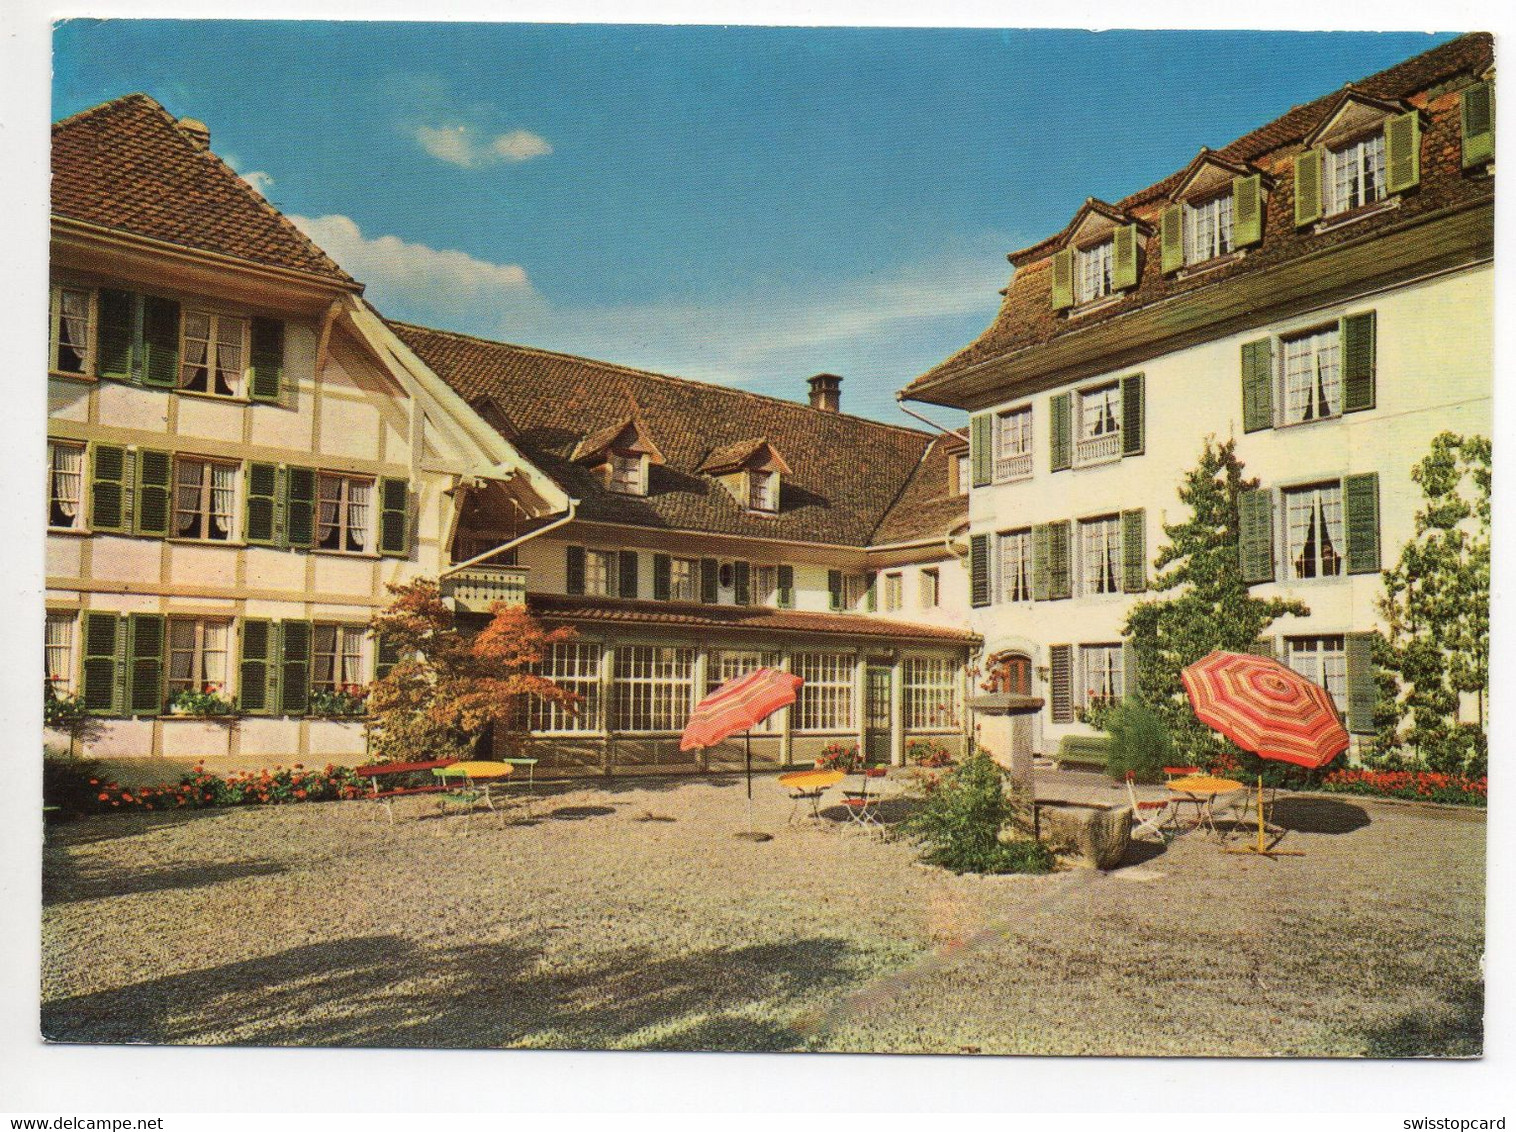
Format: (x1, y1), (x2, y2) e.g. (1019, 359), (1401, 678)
(966, 692), (1043, 800)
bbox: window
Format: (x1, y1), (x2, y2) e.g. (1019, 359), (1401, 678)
(708, 650), (783, 731)
(51, 286), (93, 375)
(1286, 635), (1348, 717)
(1285, 483), (1344, 579)
(904, 657), (961, 730)
(794, 652), (855, 731)
(1080, 516), (1122, 596)
(882, 573), (903, 612)
(312, 624), (366, 694)
(997, 529), (1032, 603)
(749, 470), (779, 511)
(1326, 133), (1387, 215)
(953, 453), (970, 496)
(174, 458), (237, 542)
(667, 557), (699, 601)
(920, 568), (940, 608)
(608, 451), (646, 496)
(614, 645), (694, 732)
(179, 311), (247, 397)
(993, 406), (1033, 482)
(753, 565), (778, 607)
(1075, 240), (1114, 304)
(44, 612), (76, 696)
(529, 642), (602, 732)
(1076, 382), (1122, 465)
(1081, 644), (1124, 709)
(167, 618), (229, 698)
(48, 442), (84, 530)
(1281, 326), (1342, 425)
(317, 474), (372, 553)
(1186, 194), (1233, 264)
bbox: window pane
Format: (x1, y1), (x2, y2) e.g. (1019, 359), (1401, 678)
(904, 657), (961, 730)
(614, 645), (694, 732)
(794, 652), (854, 731)
(527, 642), (602, 732)
(44, 613), (75, 694)
(48, 443), (83, 528)
(55, 289), (91, 373)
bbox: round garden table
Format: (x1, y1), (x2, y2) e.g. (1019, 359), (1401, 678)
(1167, 774), (1245, 839)
(777, 769), (845, 822)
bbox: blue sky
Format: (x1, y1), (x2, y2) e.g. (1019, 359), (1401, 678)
(53, 22), (1457, 426)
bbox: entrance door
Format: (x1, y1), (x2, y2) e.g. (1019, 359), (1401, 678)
(864, 665), (893, 765)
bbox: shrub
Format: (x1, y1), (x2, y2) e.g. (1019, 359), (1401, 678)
(83, 761), (366, 812)
(815, 741), (862, 771)
(1102, 700), (1174, 784)
(904, 751), (1052, 875)
(906, 738), (953, 767)
(43, 753), (110, 817)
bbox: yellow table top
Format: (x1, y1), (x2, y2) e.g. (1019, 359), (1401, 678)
(443, 761), (515, 780)
(1168, 775), (1244, 795)
(778, 769), (845, 789)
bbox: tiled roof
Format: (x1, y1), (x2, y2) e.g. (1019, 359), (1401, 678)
(51, 94), (356, 286)
(527, 593), (979, 643)
(870, 434), (970, 545)
(699, 437), (771, 474)
(904, 32), (1494, 399)
(389, 321), (961, 548)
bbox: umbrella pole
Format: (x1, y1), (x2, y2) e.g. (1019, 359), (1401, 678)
(733, 729), (772, 842)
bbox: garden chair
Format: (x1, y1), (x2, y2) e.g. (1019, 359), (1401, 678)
(1163, 765), (1205, 828)
(841, 766), (888, 834)
(1125, 772), (1174, 843)
(432, 766), (492, 829)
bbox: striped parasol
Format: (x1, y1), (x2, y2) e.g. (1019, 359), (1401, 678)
(681, 667), (803, 841)
(1181, 650), (1349, 857)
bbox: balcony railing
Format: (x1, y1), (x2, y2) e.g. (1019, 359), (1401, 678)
(1074, 431), (1122, 467)
(994, 452), (1034, 483)
(442, 564), (529, 612)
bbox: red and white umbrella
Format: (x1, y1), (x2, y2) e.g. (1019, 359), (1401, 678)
(1181, 650), (1349, 855)
(680, 667), (802, 841)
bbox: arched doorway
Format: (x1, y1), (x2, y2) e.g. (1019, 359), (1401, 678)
(985, 650), (1032, 696)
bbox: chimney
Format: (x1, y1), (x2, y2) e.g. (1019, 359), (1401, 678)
(807, 373), (842, 413)
(177, 117), (211, 150)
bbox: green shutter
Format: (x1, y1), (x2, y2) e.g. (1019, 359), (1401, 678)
(1345, 632), (1376, 734)
(970, 413), (993, 487)
(126, 613), (165, 716)
(652, 554), (671, 601)
(245, 463), (279, 545)
(619, 551), (639, 599)
(733, 560), (750, 606)
(1160, 206), (1183, 273)
(1122, 640), (1138, 698)
(249, 317), (285, 402)
(134, 449), (173, 537)
(97, 289), (136, 380)
(1341, 311), (1376, 414)
(1050, 248), (1074, 311)
(969, 535), (990, 608)
(1385, 112), (1422, 195)
(1112, 224), (1139, 291)
(1344, 473), (1381, 575)
(1121, 509), (1146, 594)
(239, 619), (273, 715)
(1048, 520), (1072, 600)
(1241, 338), (1275, 433)
(777, 565), (795, 609)
(284, 467), (316, 548)
(828, 569), (843, 611)
(864, 570), (878, 612)
(1247, 637), (1277, 660)
(374, 636), (400, 682)
(279, 620), (312, 716)
(377, 477), (409, 557)
(1049, 644), (1073, 724)
(1238, 488), (1275, 585)
(1232, 174), (1263, 247)
(699, 558), (719, 604)
(566, 546), (586, 595)
(140, 295), (180, 388)
(1121, 373), (1144, 457)
(81, 612), (122, 715)
(1294, 149), (1322, 227)
(1031, 524), (1050, 602)
(1461, 81), (1495, 169)
(1049, 392), (1072, 472)
(89, 443), (128, 533)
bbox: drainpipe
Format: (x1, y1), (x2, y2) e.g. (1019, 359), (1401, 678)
(438, 496), (579, 579)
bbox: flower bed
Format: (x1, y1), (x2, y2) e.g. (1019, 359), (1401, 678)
(1319, 768), (1486, 807)
(86, 761), (365, 812)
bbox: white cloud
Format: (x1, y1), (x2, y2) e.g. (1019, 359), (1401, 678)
(287, 215), (539, 330)
(415, 124), (553, 168)
(240, 170), (275, 196)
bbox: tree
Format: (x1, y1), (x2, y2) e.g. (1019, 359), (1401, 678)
(365, 580), (581, 763)
(1375, 432), (1490, 775)
(1120, 438), (1308, 768)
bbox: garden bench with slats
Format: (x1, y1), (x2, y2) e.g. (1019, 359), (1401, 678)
(354, 758), (460, 823)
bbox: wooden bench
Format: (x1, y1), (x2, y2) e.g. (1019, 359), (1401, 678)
(354, 758), (460, 823)
(1052, 735), (1112, 771)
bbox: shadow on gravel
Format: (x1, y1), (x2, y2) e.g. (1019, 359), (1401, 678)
(1357, 978), (1483, 1057)
(44, 858), (286, 907)
(41, 933), (863, 1052)
(1269, 797), (1371, 835)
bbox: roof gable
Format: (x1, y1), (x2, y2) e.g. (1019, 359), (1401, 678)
(1303, 89), (1416, 149)
(698, 437), (792, 476)
(1168, 149), (1269, 202)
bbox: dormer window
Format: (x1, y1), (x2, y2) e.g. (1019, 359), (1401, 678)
(609, 450), (648, 496)
(699, 438), (791, 514)
(1325, 132), (1386, 215)
(1076, 240), (1114, 304)
(1295, 96), (1421, 228)
(749, 469), (778, 511)
(572, 413), (665, 496)
(1159, 155), (1265, 274)
(1050, 204), (1142, 312)
(1186, 194), (1233, 264)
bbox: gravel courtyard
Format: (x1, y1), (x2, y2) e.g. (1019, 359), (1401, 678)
(41, 770), (1485, 1056)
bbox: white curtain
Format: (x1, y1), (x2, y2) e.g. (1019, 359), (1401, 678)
(210, 464), (235, 538)
(50, 446), (82, 520)
(346, 480), (370, 551)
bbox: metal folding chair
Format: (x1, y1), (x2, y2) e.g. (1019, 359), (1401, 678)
(841, 766), (887, 834)
(1126, 772), (1175, 842)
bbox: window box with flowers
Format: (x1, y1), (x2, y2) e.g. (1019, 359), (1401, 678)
(168, 684), (236, 717)
(308, 685), (369, 718)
